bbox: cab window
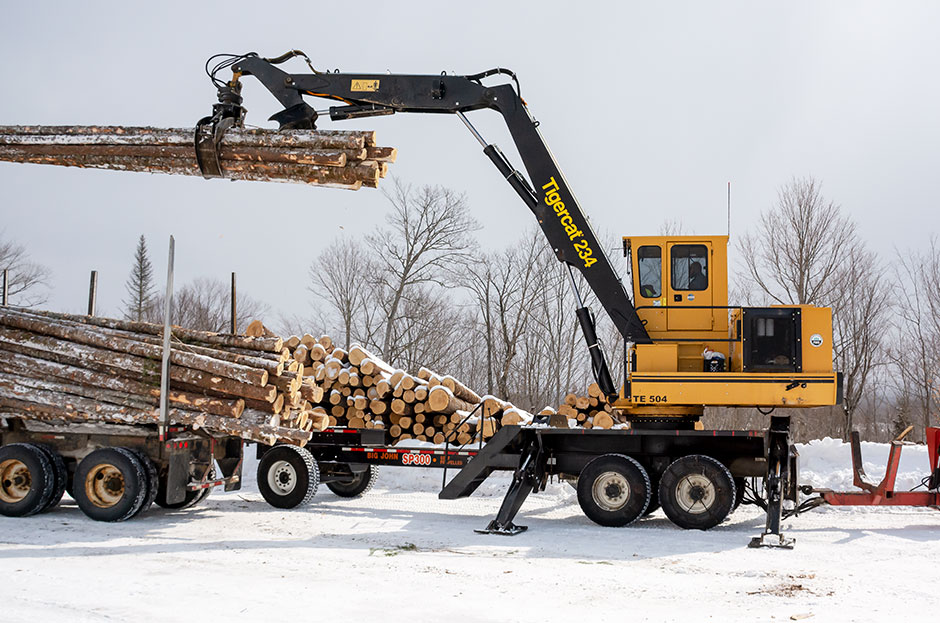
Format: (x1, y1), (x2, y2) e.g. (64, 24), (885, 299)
(671, 244), (708, 291)
(637, 245), (662, 298)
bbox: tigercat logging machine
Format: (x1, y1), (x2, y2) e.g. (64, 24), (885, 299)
(195, 50), (848, 547)
(5, 50), (937, 548)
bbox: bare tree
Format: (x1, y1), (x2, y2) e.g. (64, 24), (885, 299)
(739, 176), (855, 306)
(831, 245), (891, 438)
(887, 238), (940, 440)
(659, 218), (686, 235)
(308, 237), (371, 348)
(464, 230), (545, 400)
(367, 179), (478, 364)
(151, 277), (269, 333)
(736, 176), (890, 440)
(514, 245), (589, 410)
(0, 235), (51, 307)
(389, 286), (475, 374)
(122, 234), (156, 322)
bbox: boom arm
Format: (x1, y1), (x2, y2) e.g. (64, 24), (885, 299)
(219, 54), (653, 393)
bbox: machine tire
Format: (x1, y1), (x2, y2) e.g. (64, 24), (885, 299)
(0, 443), (55, 517)
(73, 448), (147, 522)
(642, 475), (660, 517)
(31, 444), (67, 512)
(658, 455), (736, 530)
(155, 466), (214, 510)
(577, 454), (650, 527)
(257, 445), (319, 509)
(326, 465), (378, 498)
(127, 449), (158, 517)
(731, 476), (745, 513)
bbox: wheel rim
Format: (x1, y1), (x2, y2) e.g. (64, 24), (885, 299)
(0, 459), (31, 504)
(592, 471), (631, 511)
(268, 460), (297, 495)
(85, 464), (126, 508)
(674, 473), (715, 514)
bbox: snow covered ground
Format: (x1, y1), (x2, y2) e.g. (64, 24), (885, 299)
(1, 438), (938, 622)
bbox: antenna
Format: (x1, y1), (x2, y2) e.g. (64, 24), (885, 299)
(727, 181), (731, 240)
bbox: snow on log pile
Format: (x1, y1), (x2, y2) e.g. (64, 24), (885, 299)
(0, 126), (396, 190)
(0, 308), (321, 446)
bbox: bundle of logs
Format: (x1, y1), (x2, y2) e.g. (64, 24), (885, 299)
(0, 125), (396, 190)
(536, 383), (624, 430)
(0, 307), (325, 446)
(276, 332), (628, 446)
(0, 307), (628, 448)
(279, 334), (501, 445)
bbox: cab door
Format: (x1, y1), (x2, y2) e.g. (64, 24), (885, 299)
(666, 242), (713, 331)
(633, 243), (665, 332)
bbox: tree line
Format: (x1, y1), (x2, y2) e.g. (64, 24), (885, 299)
(3, 176), (937, 442)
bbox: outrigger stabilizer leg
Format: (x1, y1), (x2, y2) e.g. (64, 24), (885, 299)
(475, 439), (545, 535)
(749, 415), (796, 549)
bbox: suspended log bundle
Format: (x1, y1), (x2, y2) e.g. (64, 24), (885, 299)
(0, 126), (396, 190)
(0, 307), (323, 446)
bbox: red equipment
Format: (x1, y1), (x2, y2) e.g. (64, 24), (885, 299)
(807, 427), (940, 507)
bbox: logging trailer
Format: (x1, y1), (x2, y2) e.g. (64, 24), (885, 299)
(3, 51), (939, 547)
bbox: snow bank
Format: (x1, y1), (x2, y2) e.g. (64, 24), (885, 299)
(797, 437), (930, 492)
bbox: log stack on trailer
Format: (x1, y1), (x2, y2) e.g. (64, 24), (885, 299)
(0, 307), (320, 446)
(539, 383), (622, 430)
(275, 338), (505, 446)
(0, 307), (625, 450)
(0, 126), (396, 190)
(268, 332), (629, 446)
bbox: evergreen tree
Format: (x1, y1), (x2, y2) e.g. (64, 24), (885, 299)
(123, 235), (155, 321)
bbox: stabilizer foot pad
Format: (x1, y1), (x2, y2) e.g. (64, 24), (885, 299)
(475, 520), (528, 536)
(748, 533), (795, 549)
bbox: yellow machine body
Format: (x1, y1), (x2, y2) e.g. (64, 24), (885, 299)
(615, 235), (841, 415)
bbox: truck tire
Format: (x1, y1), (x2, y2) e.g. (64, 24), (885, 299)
(73, 447), (147, 522)
(258, 445), (319, 509)
(326, 465), (378, 498)
(577, 454), (650, 527)
(0, 443), (55, 517)
(658, 455), (736, 530)
(127, 449), (158, 517)
(642, 475), (660, 517)
(30, 444), (68, 512)
(731, 476), (745, 513)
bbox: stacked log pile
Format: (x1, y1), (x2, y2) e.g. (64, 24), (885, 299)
(277, 333), (627, 445)
(0, 309), (627, 448)
(279, 337), (504, 446)
(0, 126), (396, 190)
(536, 383), (626, 430)
(0, 307), (324, 446)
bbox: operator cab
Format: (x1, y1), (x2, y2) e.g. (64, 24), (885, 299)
(624, 235), (730, 370)
(619, 235), (839, 411)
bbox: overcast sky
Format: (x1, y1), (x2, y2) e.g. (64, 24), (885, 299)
(1, 2), (937, 321)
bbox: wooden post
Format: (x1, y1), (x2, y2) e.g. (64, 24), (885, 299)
(158, 236), (175, 441)
(87, 270), (98, 316)
(1, 269), (7, 306)
(230, 272), (237, 335)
